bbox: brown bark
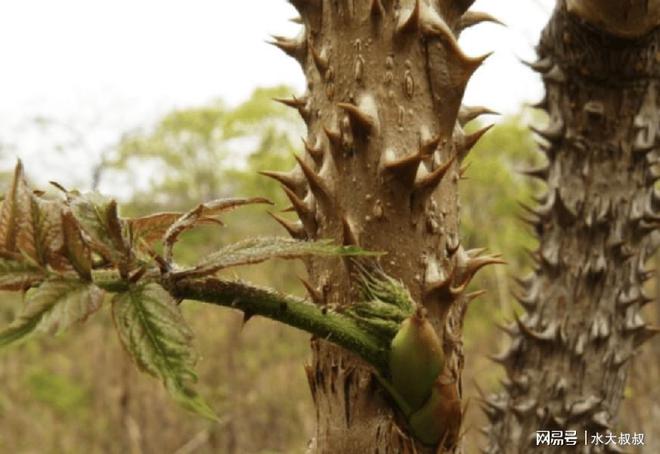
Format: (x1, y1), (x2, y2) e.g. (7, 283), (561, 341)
(267, 1), (496, 452)
(486, 2), (660, 453)
(566, 0), (660, 38)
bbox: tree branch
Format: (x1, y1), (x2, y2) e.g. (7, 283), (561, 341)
(170, 277), (390, 372)
(94, 273), (390, 373)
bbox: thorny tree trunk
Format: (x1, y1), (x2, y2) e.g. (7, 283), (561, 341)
(486, 1), (659, 452)
(266, 1), (498, 452)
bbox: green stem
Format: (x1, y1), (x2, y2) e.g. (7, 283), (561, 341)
(170, 277), (389, 373)
(94, 271), (390, 373)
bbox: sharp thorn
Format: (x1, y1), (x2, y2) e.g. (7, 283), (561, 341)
(268, 211), (307, 239)
(323, 125), (343, 151)
(337, 102), (376, 135)
(242, 311), (255, 327)
(281, 186), (317, 232)
(420, 134), (442, 156)
(458, 105), (499, 126)
(457, 11), (505, 33)
(520, 57), (553, 73)
(309, 41), (329, 74)
(302, 137), (325, 163)
(294, 154), (333, 202)
(463, 52), (493, 78)
(259, 169), (303, 193)
(396, 0), (420, 35)
(466, 255), (507, 278)
(530, 123), (564, 142)
(267, 35), (304, 61)
(274, 95), (309, 121)
(414, 156), (455, 192)
(458, 124), (493, 160)
(449, 278), (470, 297)
(447, 238), (461, 256)
(274, 96), (306, 109)
(424, 266), (456, 302)
(382, 149), (423, 186)
(370, 0), (385, 19)
(299, 276), (323, 304)
(342, 216), (359, 246)
(466, 247), (487, 258)
(466, 289), (487, 303)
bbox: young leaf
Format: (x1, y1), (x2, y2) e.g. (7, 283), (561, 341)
(163, 197), (271, 262)
(352, 261), (415, 312)
(0, 162), (72, 271)
(129, 212), (222, 244)
(111, 282), (216, 420)
(0, 279), (105, 347)
(29, 198), (68, 271)
(0, 256), (46, 291)
(61, 211), (92, 280)
(200, 197), (272, 217)
(0, 161), (29, 253)
(176, 237), (379, 279)
(67, 191), (128, 263)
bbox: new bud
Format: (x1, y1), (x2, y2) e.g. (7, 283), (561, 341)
(389, 308), (445, 412)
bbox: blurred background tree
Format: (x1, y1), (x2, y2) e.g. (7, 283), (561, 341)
(104, 86), (303, 211)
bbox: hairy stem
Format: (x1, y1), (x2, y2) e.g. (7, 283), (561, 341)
(94, 272), (389, 373)
(169, 277), (389, 372)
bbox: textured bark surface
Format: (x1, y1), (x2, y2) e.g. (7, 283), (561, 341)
(267, 1), (496, 452)
(486, 2), (660, 453)
(566, 0), (660, 38)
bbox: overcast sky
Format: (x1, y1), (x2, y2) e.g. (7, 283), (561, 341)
(0, 0), (554, 188)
